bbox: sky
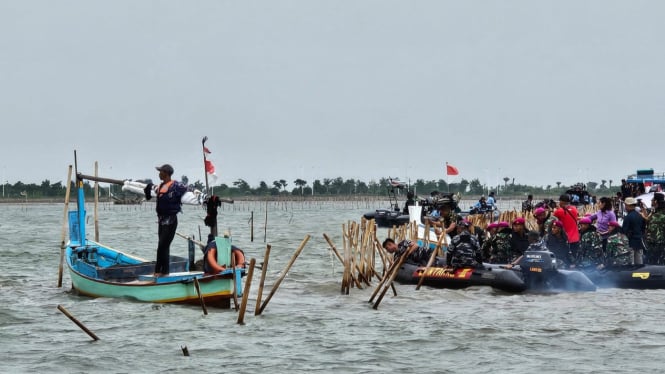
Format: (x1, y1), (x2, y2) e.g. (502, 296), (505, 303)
(2, 1), (664, 190)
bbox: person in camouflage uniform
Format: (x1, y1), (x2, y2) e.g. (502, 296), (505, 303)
(447, 220), (482, 267)
(427, 203), (460, 238)
(488, 222), (514, 264)
(544, 220), (572, 268)
(481, 222), (498, 261)
(382, 238), (433, 266)
(645, 193), (665, 264)
(574, 217), (605, 270)
(534, 207), (557, 237)
(604, 221), (632, 267)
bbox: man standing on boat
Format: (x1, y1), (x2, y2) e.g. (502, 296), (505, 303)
(145, 164), (188, 277)
(553, 194), (580, 258)
(645, 193), (665, 264)
(622, 197), (646, 265)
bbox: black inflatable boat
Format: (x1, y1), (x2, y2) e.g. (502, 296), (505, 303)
(582, 264), (665, 289)
(395, 250), (596, 293)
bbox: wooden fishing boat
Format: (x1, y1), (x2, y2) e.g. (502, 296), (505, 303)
(65, 172), (243, 308)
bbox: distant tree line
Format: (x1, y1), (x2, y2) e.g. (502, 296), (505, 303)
(0, 176), (620, 200)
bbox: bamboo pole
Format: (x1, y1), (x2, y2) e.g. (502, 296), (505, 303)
(230, 251), (239, 311)
(257, 235), (310, 315)
(193, 278), (208, 315)
(250, 211), (254, 242)
(416, 227), (448, 290)
(57, 305), (100, 341)
(263, 200), (268, 243)
(368, 253), (401, 304)
(94, 161), (99, 242)
(254, 244), (271, 316)
(57, 165), (73, 288)
(322, 233), (365, 288)
(372, 248), (412, 310)
(237, 258), (256, 325)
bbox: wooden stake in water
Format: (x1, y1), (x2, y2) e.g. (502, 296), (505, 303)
(250, 211), (254, 242)
(193, 278), (208, 315)
(57, 165), (73, 288)
(257, 235), (310, 315)
(254, 244), (271, 316)
(57, 305), (100, 341)
(94, 161), (99, 242)
(237, 258), (256, 325)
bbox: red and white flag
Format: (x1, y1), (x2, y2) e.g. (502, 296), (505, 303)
(203, 146), (211, 154)
(446, 163), (459, 176)
(205, 160), (216, 175)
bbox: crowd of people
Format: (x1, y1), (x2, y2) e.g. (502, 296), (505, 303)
(383, 190), (665, 272)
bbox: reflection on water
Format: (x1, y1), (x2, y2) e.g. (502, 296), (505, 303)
(1, 202), (665, 373)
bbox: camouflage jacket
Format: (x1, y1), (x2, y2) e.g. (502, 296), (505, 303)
(538, 214), (558, 237)
(646, 211), (665, 247)
(605, 232), (632, 266)
(394, 239), (433, 266)
(489, 229), (513, 263)
(448, 231), (481, 267)
(575, 229), (604, 268)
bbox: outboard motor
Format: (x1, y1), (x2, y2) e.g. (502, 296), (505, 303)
(519, 250), (597, 292)
(519, 250), (558, 290)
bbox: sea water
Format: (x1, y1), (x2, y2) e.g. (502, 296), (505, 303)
(1, 201), (664, 373)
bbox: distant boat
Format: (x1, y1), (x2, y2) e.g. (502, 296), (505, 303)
(65, 172), (244, 308)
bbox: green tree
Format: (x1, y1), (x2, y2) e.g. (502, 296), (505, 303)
(294, 178), (307, 195)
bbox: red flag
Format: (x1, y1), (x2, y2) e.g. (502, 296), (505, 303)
(446, 163), (459, 176)
(203, 146), (211, 154)
(205, 160), (216, 174)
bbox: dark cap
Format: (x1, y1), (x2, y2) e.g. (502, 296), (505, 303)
(458, 219), (470, 228)
(559, 194), (571, 203)
(155, 164), (174, 176)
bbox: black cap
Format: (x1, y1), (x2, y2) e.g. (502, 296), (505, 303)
(155, 164), (174, 176)
(559, 194), (571, 202)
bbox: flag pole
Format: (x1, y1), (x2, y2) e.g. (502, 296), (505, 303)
(202, 136), (210, 197)
(446, 162), (450, 192)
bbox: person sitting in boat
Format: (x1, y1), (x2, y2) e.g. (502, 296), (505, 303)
(572, 217), (604, 270)
(505, 231), (548, 269)
(427, 203), (459, 238)
(488, 221), (513, 264)
(480, 222), (498, 262)
(544, 220), (572, 268)
(534, 207), (556, 237)
(510, 217), (531, 259)
(447, 220), (482, 268)
(382, 238), (434, 266)
(203, 238), (247, 274)
(471, 196), (490, 214)
(486, 191), (497, 210)
(604, 221), (631, 268)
